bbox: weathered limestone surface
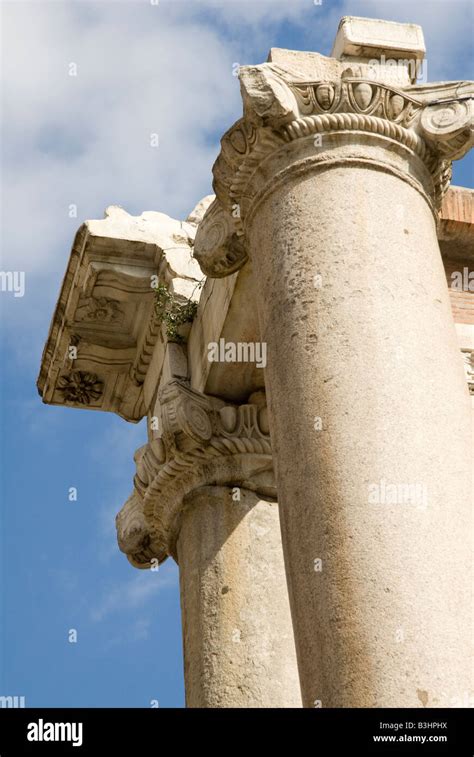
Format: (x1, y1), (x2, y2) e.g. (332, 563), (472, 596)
(194, 16), (474, 707)
(247, 157), (472, 708)
(331, 15), (425, 83)
(178, 486), (301, 707)
(37, 205), (203, 422)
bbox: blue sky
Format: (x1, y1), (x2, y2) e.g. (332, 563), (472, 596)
(1, 0), (473, 707)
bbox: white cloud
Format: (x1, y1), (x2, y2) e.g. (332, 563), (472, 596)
(175, 0), (310, 25)
(0, 0), (323, 276)
(2, 1), (239, 273)
(1, 0), (315, 361)
(2, 0), (472, 359)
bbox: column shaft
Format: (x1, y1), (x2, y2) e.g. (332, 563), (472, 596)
(248, 156), (473, 707)
(176, 485), (302, 707)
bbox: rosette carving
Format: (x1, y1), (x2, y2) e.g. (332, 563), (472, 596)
(57, 371), (104, 404)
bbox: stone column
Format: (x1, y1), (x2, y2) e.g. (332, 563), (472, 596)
(194, 24), (474, 707)
(116, 382), (301, 707)
(177, 486), (301, 708)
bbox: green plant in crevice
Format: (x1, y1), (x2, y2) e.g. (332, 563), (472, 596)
(153, 282), (200, 343)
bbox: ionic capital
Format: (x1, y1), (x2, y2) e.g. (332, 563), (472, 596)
(116, 381), (274, 568)
(195, 62), (473, 277)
